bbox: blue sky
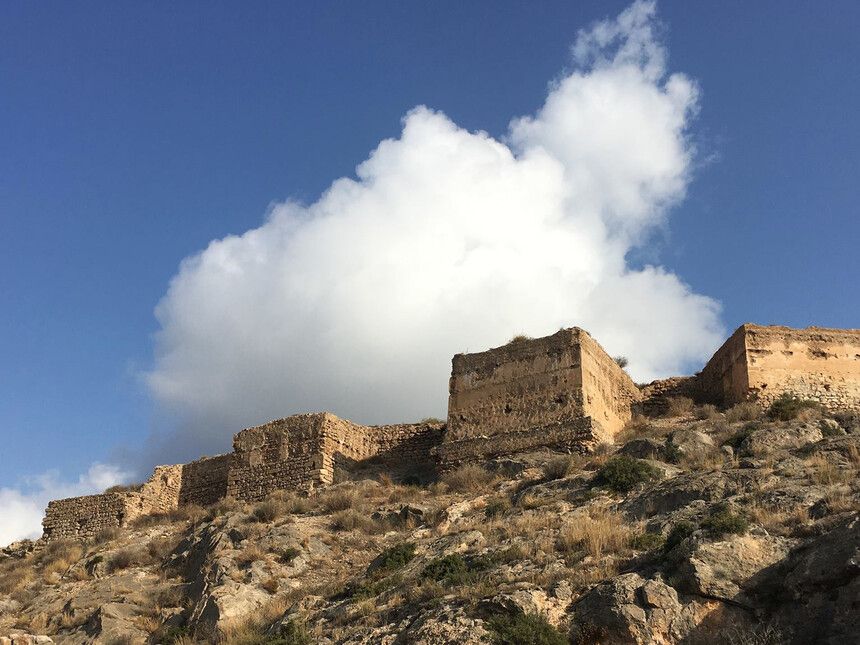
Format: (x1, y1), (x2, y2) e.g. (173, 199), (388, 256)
(1, 2), (858, 539)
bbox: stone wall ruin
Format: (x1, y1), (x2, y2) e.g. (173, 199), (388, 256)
(40, 323), (859, 541)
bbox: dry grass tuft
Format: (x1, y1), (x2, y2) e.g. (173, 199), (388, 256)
(807, 454), (849, 485)
(319, 488), (358, 513)
(235, 544), (267, 568)
(725, 401), (761, 422)
(557, 509), (632, 559)
(330, 509), (380, 534)
(665, 396), (695, 417)
(695, 404), (722, 421)
(441, 464), (495, 493)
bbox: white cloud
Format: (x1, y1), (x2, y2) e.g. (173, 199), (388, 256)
(0, 463), (131, 546)
(144, 1), (724, 463)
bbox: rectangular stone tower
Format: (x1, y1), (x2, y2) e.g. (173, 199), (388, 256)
(697, 324), (860, 410)
(438, 328), (640, 466)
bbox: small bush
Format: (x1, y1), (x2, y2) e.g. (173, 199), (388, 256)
(261, 576), (279, 594)
(277, 618), (313, 645)
(107, 548), (137, 573)
(319, 488), (357, 513)
(767, 393), (820, 421)
(702, 504), (748, 538)
(442, 464), (495, 493)
(374, 542), (416, 572)
(663, 442), (682, 464)
(665, 396), (695, 417)
(104, 483), (142, 494)
(629, 531), (664, 551)
(485, 497), (511, 519)
(235, 544), (266, 568)
(278, 546), (302, 564)
(542, 455), (575, 480)
(251, 499), (283, 523)
(92, 527), (121, 544)
(507, 334), (532, 344)
(593, 456), (660, 493)
(725, 401), (761, 422)
(421, 554), (467, 582)
(330, 509), (378, 533)
(664, 520), (696, 552)
(419, 417), (445, 424)
(487, 611), (568, 645)
(695, 404), (721, 421)
(613, 356), (629, 369)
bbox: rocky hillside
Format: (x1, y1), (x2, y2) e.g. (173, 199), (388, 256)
(1, 399), (858, 644)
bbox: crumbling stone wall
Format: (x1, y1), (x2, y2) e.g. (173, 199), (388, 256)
(578, 331), (640, 437)
(697, 324), (860, 411)
(42, 465), (182, 541)
(179, 454), (232, 507)
(443, 328), (638, 466)
(226, 413), (445, 500)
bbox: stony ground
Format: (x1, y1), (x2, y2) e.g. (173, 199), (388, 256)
(1, 400), (858, 644)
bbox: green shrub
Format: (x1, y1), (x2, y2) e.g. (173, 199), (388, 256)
(278, 546), (302, 564)
(767, 393), (820, 421)
(664, 521), (696, 552)
(613, 356), (629, 369)
(375, 542), (416, 571)
(629, 531), (664, 551)
(663, 442), (682, 464)
(485, 497), (511, 519)
(593, 456), (660, 493)
(542, 456), (574, 480)
(487, 612), (568, 645)
(701, 504), (748, 538)
(421, 554), (469, 585)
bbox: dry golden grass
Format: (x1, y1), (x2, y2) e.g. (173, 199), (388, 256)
(219, 595), (298, 645)
(261, 576), (280, 594)
(330, 509), (380, 534)
(557, 509), (632, 559)
(747, 502), (809, 536)
(725, 402), (762, 422)
(807, 454), (849, 485)
(695, 404), (722, 421)
(319, 488), (358, 513)
(677, 445), (726, 471)
(441, 464), (496, 493)
(0, 562), (34, 595)
(235, 543), (267, 568)
(846, 444), (860, 468)
(665, 396), (695, 417)
(823, 487), (857, 514)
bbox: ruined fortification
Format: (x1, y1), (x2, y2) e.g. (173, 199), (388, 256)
(41, 323), (859, 541)
(438, 328), (640, 468)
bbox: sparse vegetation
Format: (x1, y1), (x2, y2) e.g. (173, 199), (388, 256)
(487, 611), (568, 645)
(442, 464), (495, 493)
(374, 542), (416, 572)
(592, 455), (660, 492)
(557, 509), (632, 559)
(319, 488), (358, 513)
(485, 496), (512, 519)
(613, 356), (629, 369)
(107, 548), (137, 573)
(702, 503), (749, 538)
(725, 401), (761, 422)
(507, 334), (532, 344)
(665, 396), (695, 417)
(629, 531), (665, 551)
(664, 520), (696, 551)
(251, 499), (284, 523)
(542, 455), (577, 480)
(767, 393), (820, 421)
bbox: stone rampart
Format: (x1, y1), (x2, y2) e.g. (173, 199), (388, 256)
(179, 454), (232, 507)
(696, 324), (860, 411)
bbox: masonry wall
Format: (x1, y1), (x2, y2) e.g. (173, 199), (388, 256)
(579, 332), (641, 439)
(447, 328), (587, 442)
(42, 493), (128, 541)
(180, 454), (232, 507)
(743, 325), (860, 410)
(696, 325), (750, 406)
(42, 465), (183, 541)
(226, 414), (328, 502)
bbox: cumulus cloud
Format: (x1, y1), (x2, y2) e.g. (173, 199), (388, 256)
(0, 463), (130, 546)
(145, 1), (724, 463)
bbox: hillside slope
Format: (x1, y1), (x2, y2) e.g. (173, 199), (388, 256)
(1, 402), (858, 644)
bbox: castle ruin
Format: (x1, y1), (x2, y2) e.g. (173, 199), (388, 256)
(41, 323), (860, 541)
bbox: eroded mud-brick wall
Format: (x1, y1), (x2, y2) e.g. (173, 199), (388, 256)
(446, 328), (588, 442)
(179, 454), (233, 507)
(578, 331), (640, 439)
(697, 325), (860, 411)
(442, 328), (635, 466)
(743, 325), (860, 410)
